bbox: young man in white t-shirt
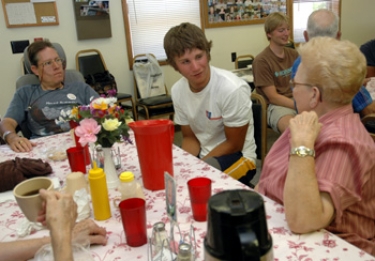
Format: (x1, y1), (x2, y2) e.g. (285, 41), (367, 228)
(163, 22), (257, 185)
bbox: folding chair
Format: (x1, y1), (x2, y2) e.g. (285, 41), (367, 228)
(235, 54), (255, 69)
(132, 53), (174, 120)
(251, 92), (268, 167)
(361, 113), (375, 142)
(75, 49), (137, 120)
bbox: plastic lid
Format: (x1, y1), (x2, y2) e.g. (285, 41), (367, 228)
(119, 171), (135, 182)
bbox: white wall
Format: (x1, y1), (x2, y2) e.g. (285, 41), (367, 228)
(0, 0), (374, 117)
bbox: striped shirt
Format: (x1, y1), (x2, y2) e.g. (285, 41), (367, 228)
(258, 105), (375, 255)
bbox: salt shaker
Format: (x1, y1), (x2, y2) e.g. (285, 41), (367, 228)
(152, 222), (169, 256)
(177, 243), (192, 261)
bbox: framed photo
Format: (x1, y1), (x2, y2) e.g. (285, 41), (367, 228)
(165, 172), (177, 222)
(202, 0), (291, 29)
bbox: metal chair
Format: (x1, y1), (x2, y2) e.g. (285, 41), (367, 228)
(361, 113), (375, 142)
(75, 49), (137, 120)
(251, 92), (268, 167)
(235, 54), (255, 69)
(132, 53), (174, 120)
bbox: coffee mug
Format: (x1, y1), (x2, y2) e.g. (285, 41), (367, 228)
(13, 177), (54, 222)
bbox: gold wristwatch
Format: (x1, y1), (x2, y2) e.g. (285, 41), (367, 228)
(290, 146), (315, 157)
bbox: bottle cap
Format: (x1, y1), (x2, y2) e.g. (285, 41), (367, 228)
(89, 161), (104, 178)
(119, 171), (135, 182)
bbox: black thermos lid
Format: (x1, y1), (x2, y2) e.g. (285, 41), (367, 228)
(204, 190), (272, 261)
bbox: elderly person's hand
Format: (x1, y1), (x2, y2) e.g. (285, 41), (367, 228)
(38, 189), (77, 232)
(37, 190), (107, 246)
(289, 111), (322, 148)
(71, 219), (108, 246)
(6, 134), (36, 153)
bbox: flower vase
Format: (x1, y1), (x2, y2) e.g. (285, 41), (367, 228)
(102, 147), (120, 189)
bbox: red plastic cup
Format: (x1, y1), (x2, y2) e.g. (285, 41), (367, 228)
(119, 198), (147, 247)
(187, 177), (212, 222)
(66, 147), (87, 174)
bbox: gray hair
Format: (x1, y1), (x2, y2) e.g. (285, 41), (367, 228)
(307, 9), (339, 38)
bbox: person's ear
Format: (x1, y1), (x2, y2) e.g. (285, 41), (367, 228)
(30, 65), (39, 76)
(336, 31), (342, 40)
(309, 86), (320, 108)
(303, 31), (309, 42)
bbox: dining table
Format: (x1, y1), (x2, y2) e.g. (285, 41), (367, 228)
(0, 130), (374, 261)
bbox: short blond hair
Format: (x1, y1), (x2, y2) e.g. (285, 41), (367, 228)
(264, 12), (289, 40)
(299, 37), (366, 105)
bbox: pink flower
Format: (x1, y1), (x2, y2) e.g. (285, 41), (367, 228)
(75, 118), (101, 146)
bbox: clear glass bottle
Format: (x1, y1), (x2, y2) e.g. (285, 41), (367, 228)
(94, 145), (105, 168)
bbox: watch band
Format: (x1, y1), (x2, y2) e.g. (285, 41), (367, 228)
(290, 146), (315, 157)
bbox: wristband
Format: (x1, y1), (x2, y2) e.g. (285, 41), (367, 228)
(2, 131), (14, 143)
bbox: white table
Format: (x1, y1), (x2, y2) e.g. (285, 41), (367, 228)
(0, 131), (373, 260)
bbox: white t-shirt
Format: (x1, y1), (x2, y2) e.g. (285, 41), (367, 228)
(171, 66), (256, 163)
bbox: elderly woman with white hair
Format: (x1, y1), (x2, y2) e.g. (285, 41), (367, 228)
(256, 37), (375, 255)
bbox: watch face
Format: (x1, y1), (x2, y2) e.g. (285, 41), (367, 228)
(297, 147), (307, 156)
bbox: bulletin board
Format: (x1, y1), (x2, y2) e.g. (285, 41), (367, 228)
(1, 0), (59, 28)
(72, 0), (111, 40)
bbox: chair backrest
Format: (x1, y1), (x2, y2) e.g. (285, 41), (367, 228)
(251, 92), (267, 166)
(75, 49), (107, 77)
(361, 113), (375, 142)
(132, 53), (168, 100)
(235, 54), (255, 69)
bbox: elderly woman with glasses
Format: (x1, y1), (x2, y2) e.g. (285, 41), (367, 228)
(0, 40), (98, 152)
(255, 37), (375, 256)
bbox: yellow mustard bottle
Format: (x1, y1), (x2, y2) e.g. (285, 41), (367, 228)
(88, 162), (111, 220)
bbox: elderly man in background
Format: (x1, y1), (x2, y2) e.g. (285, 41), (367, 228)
(292, 9), (375, 118)
(256, 37), (375, 255)
(0, 40), (98, 152)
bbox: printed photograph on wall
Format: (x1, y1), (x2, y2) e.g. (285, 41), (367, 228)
(204, 0), (289, 28)
(80, 0), (109, 16)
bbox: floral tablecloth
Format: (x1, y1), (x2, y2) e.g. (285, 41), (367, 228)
(0, 132), (373, 261)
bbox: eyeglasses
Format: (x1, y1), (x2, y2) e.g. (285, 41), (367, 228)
(289, 79), (315, 90)
(290, 79), (323, 101)
(39, 58), (64, 68)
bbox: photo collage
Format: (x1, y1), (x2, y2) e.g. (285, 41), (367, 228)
(208, 0), (287, 24)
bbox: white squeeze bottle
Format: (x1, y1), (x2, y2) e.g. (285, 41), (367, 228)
(118, 171), (145, 200)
